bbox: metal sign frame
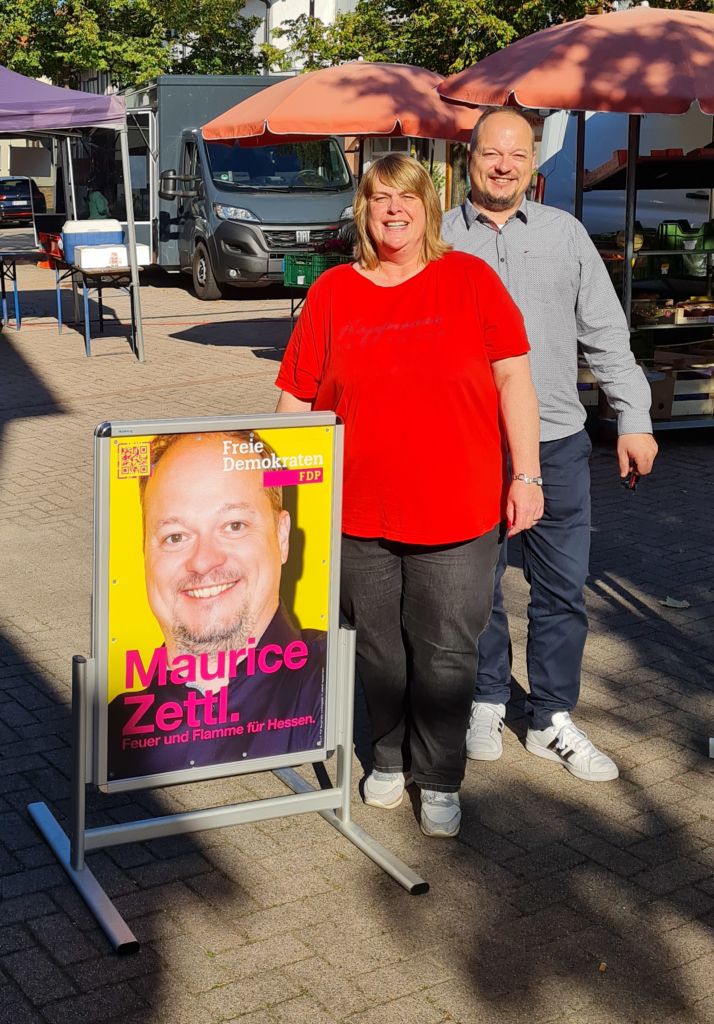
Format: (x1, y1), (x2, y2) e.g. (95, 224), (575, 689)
(91, 413), (342, 793)
(28, 413), (428, 954)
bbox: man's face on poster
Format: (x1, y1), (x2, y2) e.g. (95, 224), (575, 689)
(143, 436), (290, 657)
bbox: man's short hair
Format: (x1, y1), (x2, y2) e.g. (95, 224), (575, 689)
(138, 430), (283, 539)
(470, 107), (535, 157)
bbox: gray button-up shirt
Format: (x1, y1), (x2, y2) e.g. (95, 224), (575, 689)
(442, 196), (652, 442)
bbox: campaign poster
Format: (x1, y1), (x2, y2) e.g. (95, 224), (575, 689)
(102, 423), (334, 785)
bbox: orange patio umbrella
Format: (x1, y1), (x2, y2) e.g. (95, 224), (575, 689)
(202, 62), (479, 144)
(437, 6), (714, 115)
(438, 6), (714, 329)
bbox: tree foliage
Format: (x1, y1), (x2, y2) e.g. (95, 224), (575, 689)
(271, 0), (714, 78)
(0, 0), (265, 88)
(0, 0), (711, 89)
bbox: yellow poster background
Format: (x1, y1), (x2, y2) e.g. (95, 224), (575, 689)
(106, 425), (334, 702)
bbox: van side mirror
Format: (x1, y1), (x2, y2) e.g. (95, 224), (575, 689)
(159, 169), (199, 201)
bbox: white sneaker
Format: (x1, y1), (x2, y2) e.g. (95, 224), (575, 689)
(420, 790), (461, 838)
(363, 771), (413, 809)
(525, 711), (619, 782)
(466, 701), (506, 761)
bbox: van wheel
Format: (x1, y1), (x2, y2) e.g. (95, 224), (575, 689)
(192, 242), (223, 300)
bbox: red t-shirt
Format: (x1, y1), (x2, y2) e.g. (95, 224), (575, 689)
(276, 251), (529, 544)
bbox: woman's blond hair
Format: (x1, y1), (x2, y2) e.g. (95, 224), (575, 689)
(353, 152), (452, 271)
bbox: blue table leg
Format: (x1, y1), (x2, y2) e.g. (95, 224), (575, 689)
(12, 261), (20, 330)
(1, 261), (7, 327)
(82, 280), (91, 357)
(55, 264), (63, 334)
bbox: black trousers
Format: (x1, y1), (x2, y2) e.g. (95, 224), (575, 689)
(476, 430), (592, 730)
(340, 527), (499, 792)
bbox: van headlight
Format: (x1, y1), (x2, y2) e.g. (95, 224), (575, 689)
(213, 203), (260, 222)
(340, 205), (354, 220)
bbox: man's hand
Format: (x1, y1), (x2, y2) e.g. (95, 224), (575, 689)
(507, 480), (545, 537)
(617, 433), (658, 478)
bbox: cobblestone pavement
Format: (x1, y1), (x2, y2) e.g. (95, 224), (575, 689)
(0, 263), (714, 1024)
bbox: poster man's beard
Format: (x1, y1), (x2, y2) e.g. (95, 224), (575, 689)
(168, 571), (255, 655)
(170, 615), (256, 656)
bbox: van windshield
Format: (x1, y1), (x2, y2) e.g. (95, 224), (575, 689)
(206, 139), (351, 192)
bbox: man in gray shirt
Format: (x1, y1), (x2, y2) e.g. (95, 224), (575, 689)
(443, 106), (658, 782)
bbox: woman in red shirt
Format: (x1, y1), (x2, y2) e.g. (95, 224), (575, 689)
(276, 153), (542, 838)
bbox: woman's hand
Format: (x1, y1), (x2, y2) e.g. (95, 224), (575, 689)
(506, 479), (544, 537)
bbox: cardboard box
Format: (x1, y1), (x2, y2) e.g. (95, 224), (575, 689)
(577, 365), (598, 384)
(654, 339), (714, 368)
(672, 397), (714, 415)
(599, 373), (674, 421)
(133, 243), (151, 266)
(674, 305), (714, 324)
(673, 374), (713, 395)
(73, 244), (128, 270)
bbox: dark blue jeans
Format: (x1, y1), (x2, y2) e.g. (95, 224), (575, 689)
(476, 429), (592, 731)
(341, 528), (500, 792)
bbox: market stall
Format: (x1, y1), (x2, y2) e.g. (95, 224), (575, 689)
(0, 65), (146, 361)
(438, 5), (714, 429)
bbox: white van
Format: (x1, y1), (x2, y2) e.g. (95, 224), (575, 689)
(538, 105), (713, 234)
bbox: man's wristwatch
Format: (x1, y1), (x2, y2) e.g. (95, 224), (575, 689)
(513, 473), (543, 487)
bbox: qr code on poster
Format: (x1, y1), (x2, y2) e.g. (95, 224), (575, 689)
(117, 441), (151, 479)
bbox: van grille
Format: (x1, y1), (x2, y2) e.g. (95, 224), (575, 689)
(263, 228), (339, 250)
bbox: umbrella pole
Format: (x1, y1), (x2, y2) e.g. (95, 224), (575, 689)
(704, 118), (708, 299)
(574, 111), (585, 222)
(623, 114), (640, 329)
(118, 124), (146, 363)
(358, 138), (364, 181)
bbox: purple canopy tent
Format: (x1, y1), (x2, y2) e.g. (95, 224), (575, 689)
(0, 65), (145, 361)
(0, 65), (125, 131)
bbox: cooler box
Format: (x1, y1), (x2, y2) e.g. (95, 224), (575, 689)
(73, 244), (128, 270)
(61, 219), (123, 265)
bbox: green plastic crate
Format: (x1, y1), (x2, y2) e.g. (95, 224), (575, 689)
(312, 253), (352, 275)
(657, 220), (714, 251)
(283, 254), (316, 288)
(284, 252), (352, 288)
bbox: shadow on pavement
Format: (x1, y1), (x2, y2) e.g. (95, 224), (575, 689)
(1, 368), (714, 1022)
(354, 428), (714, 1024)
(168, 319), (290, 361)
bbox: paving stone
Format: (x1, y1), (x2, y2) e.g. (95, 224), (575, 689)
(0, 862), (66, 899)
(567, 833), (647, 876)
(199, 966), (302, 1018)
(0, 925), (36, 957)
(345, 990), (446, 1024)
(68, 946), (161, 992)
(2, 946), (76, 1004)
(630, 833), (708, 867)
(217, 934), (313, 980)
(0, 983), (44, 1024)
(27, 914), (97, 965)
(505, 842), (586, 881)
(0, 892), (57, 927)
(41, 982), (147, 1024)
(635, 858), (712, 896)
